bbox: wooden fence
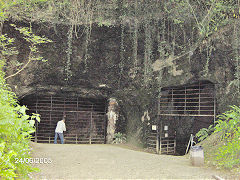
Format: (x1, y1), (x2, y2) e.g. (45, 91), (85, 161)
(24, 95), (107, 144)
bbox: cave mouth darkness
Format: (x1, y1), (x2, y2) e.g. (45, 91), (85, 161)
(21, 93), (107, 144)
(147, 80), (215, 156)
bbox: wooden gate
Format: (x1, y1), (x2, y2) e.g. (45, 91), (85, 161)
(23, 95), (107, 144)
(147, 124), (176, 155)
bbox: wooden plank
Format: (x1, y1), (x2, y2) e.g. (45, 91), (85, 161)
(160, 147), (175, 149)
(158, 114), (214, 117)
(161, 141), (174, 145)
(159, 105), (214, 107)
(34, 109), (105, 113)
(160, 97), (213, 100)
(159, 109), (214, 112)
(160, 92), (214, 97)
(159, 101), (214, 104)
(31, 102), (104, 107)
(162, 87), (213, 92)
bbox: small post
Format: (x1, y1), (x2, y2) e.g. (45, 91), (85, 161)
(159, 139), (162, 154)
(50, 95), (52, 127)
(171, 88), (174, 113)
(103, 115), (107, 144)
(174, 139), (176, 154)
(35, 96), (38, 143)
(64, 98), (66, 113)
(156, 124), (159, 154)
(184, 86), (187, 113)
(89, 111), (92, 144)
(77, 97), (79, 111)
(185, 134), (193, 155)
(213, 90), (216, 125)
(51, 95), (53, 111)
(198, 81), (201, 115)
(159, 119), (163, 154)
(168, 140), (170, 154)
(76, 134), (77, 144)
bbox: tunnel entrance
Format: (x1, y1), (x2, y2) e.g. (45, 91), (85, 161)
(147, 80), (216, 155)
(22, 94), (107, 144)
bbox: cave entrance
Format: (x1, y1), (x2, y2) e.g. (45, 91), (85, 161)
(147, 80), (216, 155)
(22, 94), (107, 144)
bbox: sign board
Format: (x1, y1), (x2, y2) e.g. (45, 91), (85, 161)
(152, 125), (157, 131)
(164, 125), (168, 131)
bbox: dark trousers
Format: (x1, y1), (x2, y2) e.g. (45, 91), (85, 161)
(54, 132), (64, 144)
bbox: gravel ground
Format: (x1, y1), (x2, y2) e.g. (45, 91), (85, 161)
(30, 143), (238, 179)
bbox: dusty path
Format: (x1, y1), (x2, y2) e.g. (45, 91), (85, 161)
(30, 143), (236, 179)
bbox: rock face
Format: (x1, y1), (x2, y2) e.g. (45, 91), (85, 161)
(4, 23), (122, 99)
(3, 21), (239, 146)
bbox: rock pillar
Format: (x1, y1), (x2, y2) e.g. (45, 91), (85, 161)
(106, 98), (119, 143)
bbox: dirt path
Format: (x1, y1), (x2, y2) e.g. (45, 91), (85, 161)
(30, 143), (237, 179)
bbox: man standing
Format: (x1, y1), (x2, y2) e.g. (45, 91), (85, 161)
(54, 117), (66, 144)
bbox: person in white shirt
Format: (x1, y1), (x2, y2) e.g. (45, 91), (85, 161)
(54, 118), (66, 144)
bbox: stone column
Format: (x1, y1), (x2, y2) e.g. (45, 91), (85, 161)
(106, 98), (119, 143)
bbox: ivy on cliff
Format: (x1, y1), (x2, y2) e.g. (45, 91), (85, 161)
(2, 0), (239, 92)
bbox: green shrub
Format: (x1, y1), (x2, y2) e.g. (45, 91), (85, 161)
(113, 132), (126, 144)
(196, 125), (215, 142)
(0, 60), (41, 178)
(0, 30), (45, 178)
(0, 68), (40, 178)
(196, 105), (240, 169)
(214, 105), (240, 168)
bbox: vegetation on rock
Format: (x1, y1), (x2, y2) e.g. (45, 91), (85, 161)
(197, 105), (240, 172)
(0, 36), (40, 178)
(0, 1), (51, 178)
(215, 105), (240, 169)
